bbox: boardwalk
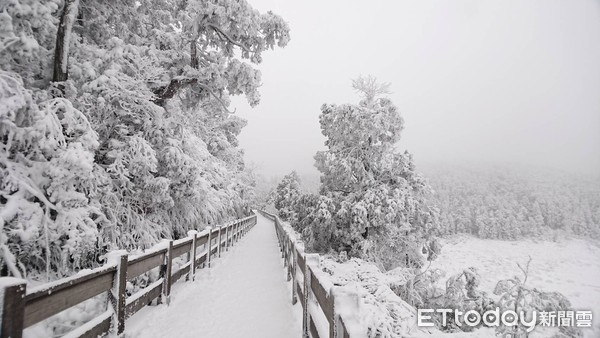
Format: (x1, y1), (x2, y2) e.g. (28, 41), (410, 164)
(125, 213), (301, 338)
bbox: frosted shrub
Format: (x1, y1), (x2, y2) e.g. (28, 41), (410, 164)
(494, 258), (582, 337)
(320, 257), (426, 337)
(390, 267), (446, 309)
(435, 267), (496, 332)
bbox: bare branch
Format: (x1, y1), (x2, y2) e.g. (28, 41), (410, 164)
(517, 255), (532, 285)
(191, 39), (199, 69)
(352, 75), (391, 105)
(206, 23), (252, 52)
(192, 82), (236, 114)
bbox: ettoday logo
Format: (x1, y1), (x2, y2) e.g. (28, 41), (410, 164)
(417, 308), (593, 333)
(418, 308), (537, 332)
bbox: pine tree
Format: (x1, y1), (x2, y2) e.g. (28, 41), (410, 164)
(305, 76), (438, 270)
(271, 171), (302, 221)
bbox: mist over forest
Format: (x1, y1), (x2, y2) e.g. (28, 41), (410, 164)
(260, 162), (600, 242)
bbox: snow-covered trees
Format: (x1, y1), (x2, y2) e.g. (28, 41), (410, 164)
(292, 76), (438, 271)
(0, 71), (103, 278)
(1, 0), (289, 278)
(424, 165), (600, 240)
(271, 171), (301, 221)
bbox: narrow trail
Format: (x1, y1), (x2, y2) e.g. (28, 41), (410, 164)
(126, 213), (301, 338)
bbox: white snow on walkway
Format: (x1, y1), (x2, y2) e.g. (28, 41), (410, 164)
(126, 213), (302, 338)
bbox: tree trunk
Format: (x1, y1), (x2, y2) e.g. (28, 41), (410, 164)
(191, 39), (198, 69)
(53, 0), (80, 85)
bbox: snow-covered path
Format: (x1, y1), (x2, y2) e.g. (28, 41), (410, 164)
(126, 213), (302, 338)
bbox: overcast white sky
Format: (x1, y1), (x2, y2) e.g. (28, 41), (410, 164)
(232, 0), (600, 178)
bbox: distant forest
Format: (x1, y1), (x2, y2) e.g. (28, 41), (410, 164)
(422, 164), (600, 240)
(261, 164), (600, 241)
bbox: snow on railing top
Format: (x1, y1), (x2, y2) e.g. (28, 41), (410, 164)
(257, 209), (365, 338)
(259, 209), (435, 338)
(0, 213), (258, 338)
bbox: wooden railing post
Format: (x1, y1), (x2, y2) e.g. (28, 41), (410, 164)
(291, 248), (298, 304)
(333, 290), (357, 338)
(287, 239), (293, 281)
(302, 257), (311, 338)
(206, 227), (213, 268)
(305, 254), (320, 338)
(188, 230), (198, 281)
(281, 232), (286, 259)
(283, 236), (289, 266)
(330, 296), (338, 338)
(335, 316), (347, 338)
(288, 240), (293, 281)
(217, 225), (222, 258)
(224, 223), (230, 251)
(235, 222), (239, 242)
(162, 241), (173, 305)
(231, 223), (235, 243)
(1, 278), (27, 338)
(106, 251), (127, 335)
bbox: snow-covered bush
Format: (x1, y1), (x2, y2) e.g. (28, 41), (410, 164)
(435, 268), (496, 332)
(319, 256), (433, 337)
(388, 264), (499, 333)
(397, 259), (582, 336)
(388, 266), (445, 309)
(493, 259), (582, 338)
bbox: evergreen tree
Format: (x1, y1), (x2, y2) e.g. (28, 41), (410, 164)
(303, 76), (438, 270)
(271, 171), (301, 221)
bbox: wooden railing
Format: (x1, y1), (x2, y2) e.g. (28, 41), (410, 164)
(257, 210), (357, 338)
(0, 213), (257, 338)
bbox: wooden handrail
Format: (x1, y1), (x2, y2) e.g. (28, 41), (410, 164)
(24, 265), (117, 328)
(256, 210), (357, 338)
(0, 213), (258, 338)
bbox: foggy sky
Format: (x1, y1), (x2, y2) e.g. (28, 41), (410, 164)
(232, 0), (600, 178)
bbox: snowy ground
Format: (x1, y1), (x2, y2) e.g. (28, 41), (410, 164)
(126, 213), (302, 338)
(430, 235), (600, 337)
